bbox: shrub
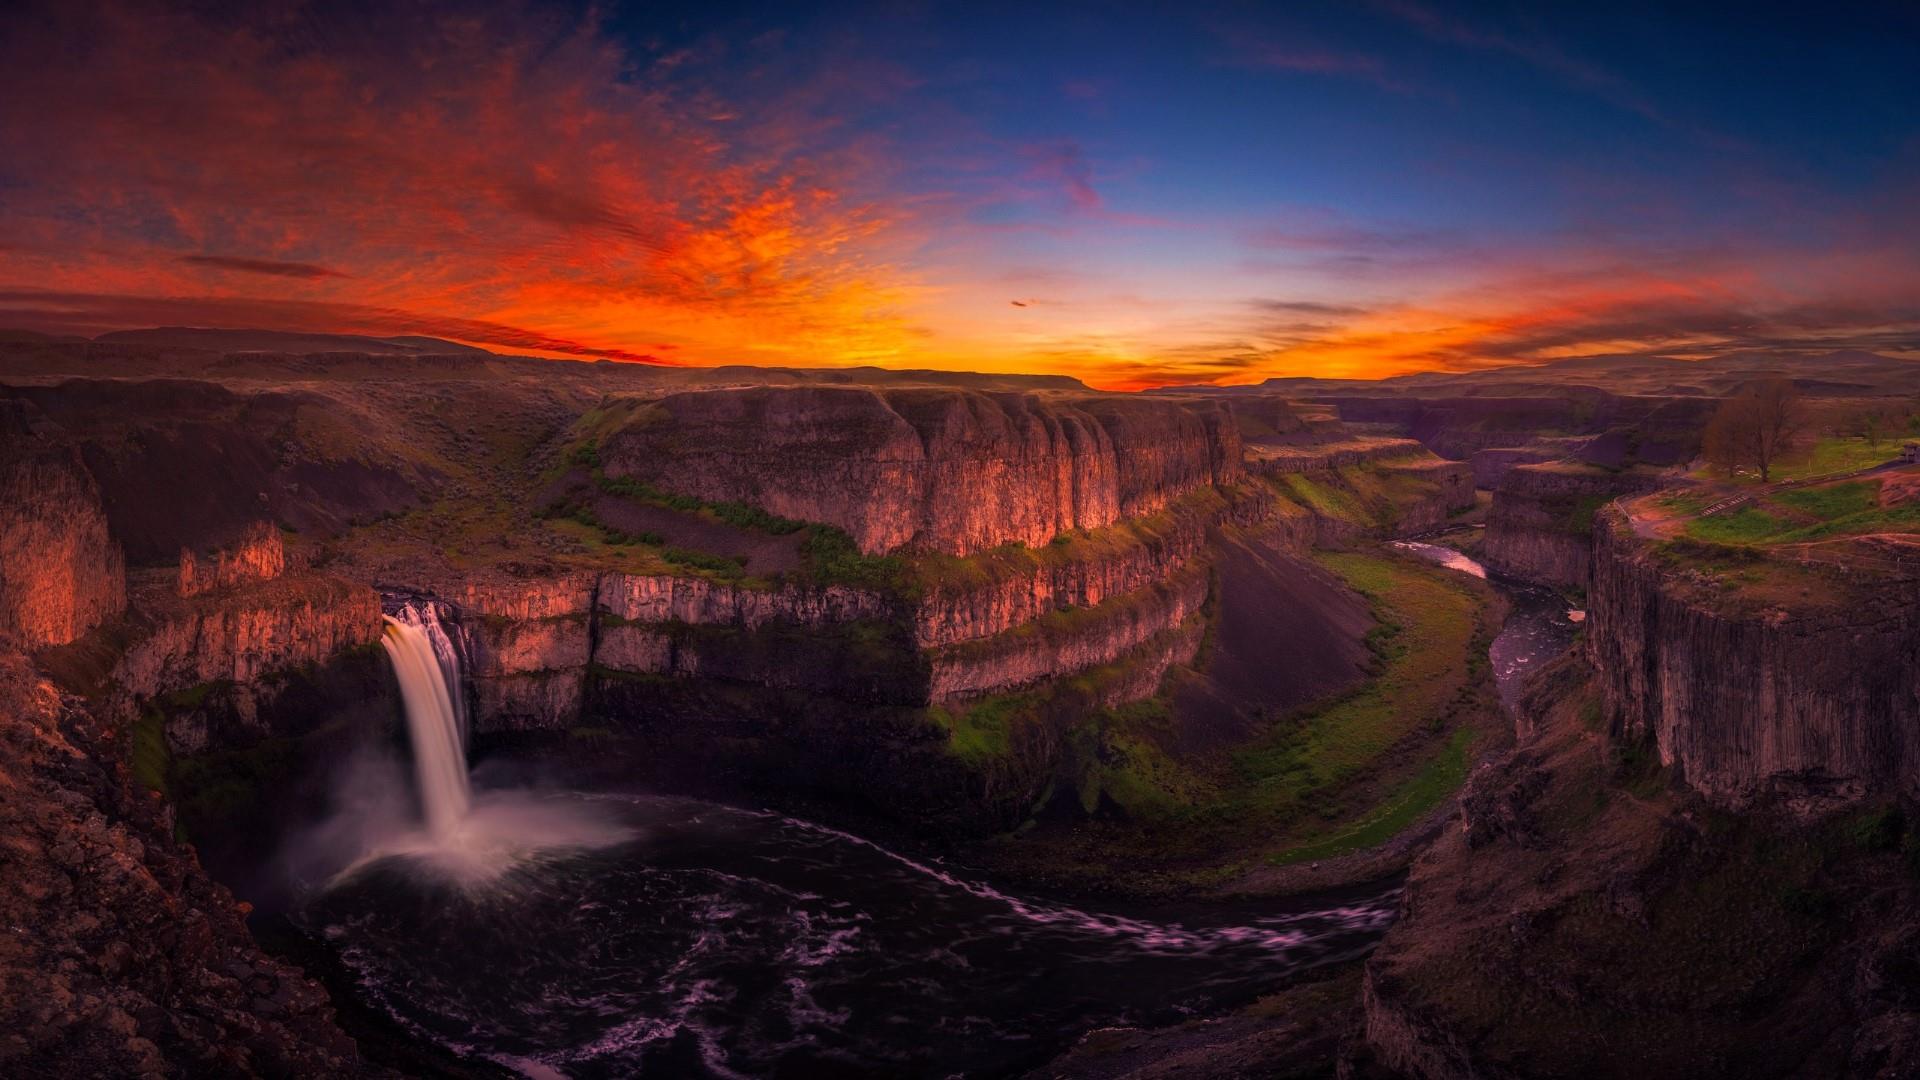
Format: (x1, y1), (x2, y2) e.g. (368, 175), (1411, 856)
(661, 546), (748, 575)
(1850, 804), (1907, 852)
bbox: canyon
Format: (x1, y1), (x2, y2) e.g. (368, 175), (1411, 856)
(7, 336), (1920, 1077)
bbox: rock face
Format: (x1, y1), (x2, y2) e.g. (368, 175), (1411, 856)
(1382, 459), (1478, 535)
(1361, 652), (1920, 1080)
(0, 655), (368, 1076)
(1481, 465), (1663, 588)
(908, 487), (1250, 648)
(1469, 445), (1561, 488)
(600, 386), (1242, 555)
(1587, 509), (1920, 805)
(415, 570), (905, 729)
(927, 569), (1209, 700)
(115, 578), (380, 719)
(178, 521), (288, 598)
(410, 555), (1215, 726)
(0, 401), (125, 648)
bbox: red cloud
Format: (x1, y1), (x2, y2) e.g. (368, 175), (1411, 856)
(0, 0), (921, 366)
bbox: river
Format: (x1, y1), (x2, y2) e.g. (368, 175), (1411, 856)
(1389, 538), (1583, 708)
(298, 546), (1576, 1078)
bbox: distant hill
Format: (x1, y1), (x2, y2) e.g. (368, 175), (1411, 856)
(1236, 350), (1920, 399)
(91, 327), (494, 355)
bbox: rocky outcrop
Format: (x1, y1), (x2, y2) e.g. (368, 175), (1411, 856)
(0, 655), (368, 1076)
(0, 401), (125, 648)
(1383, 459), (1477, 535)
(907, 487), (1253, 648)
(1587, 509), (1920, 805)
(927, 569), (1210, 700)
(178, 521), (288, 598)
(599, 386), (1242, 555)
(1361, 651), (1920, 1079)
(411, 557), (1211, 725)
(408, 569), (904, 728)
(598, 572), (894, 628)
(31, 574), (386, 754)
(1246, 436), (1426, 475)
(1481, 465), (1663, 588)
(1469, 446), (1561, 489)
(113, 577), (381, 708)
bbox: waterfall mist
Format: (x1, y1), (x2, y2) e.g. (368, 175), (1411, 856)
(287, 602), (629, 892)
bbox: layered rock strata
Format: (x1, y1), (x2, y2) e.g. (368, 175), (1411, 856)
(178, 521), (289, 598)
(1481, 464), (1664, 588)
(0, 401), (126, 648)
(599, 386), (1242, 555)
(1587, 508), (1920, 805)
(926, 568), (1210, 700)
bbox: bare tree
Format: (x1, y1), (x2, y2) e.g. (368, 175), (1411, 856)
(1704, 378), (1807, 482)
(1861, 409), (1886, 450)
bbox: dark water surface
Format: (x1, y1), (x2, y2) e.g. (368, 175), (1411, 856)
(302, 541), (1571, 1079)
(303, 793), (1398, 1078)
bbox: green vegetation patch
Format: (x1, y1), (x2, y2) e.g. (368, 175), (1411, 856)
(1768, 435), (1897, 482)
(927, 695), (1023, 765)
(1263, 458), (1459, 533)
(1270, 725), (1475, 865)
(1680, 478), (1920, 548)
(1071, 698), (1220, 821)
(1685, 506), (1794, 545)
(1561, 493), (1612, 535)
(1235, 552), (1480, 831)
(130, 710), (171, 795)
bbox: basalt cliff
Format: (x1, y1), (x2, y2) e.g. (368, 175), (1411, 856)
(598, 385), (1244, 555)
(1586, 507), (1920, 806)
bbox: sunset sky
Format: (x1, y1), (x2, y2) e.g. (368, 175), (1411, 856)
(2, 1), (1917, 389)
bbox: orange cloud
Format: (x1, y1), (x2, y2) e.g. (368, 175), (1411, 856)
(0, 2), (1915, 389)
(0, 0), (925, 367)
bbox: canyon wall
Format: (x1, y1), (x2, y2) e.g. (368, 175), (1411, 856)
(111, 576), (383, 753)
(926, 568), (1210, 700)
(0, 655), (364, 1075)
(1587, 509), (1920, 805)
(599, 386), (1242, 555)
(1246, 436), (1426, 474)
(1481, 465), (1664, 588)
(1470, 445), (1561, 488)
(1382, 459), (1478, 535)
(415, 569), (907, 728)
(178, 521), (288, 597)
(906, 485), (1275, 648)
(0, 401), (125, 648)
(410, 551), (1217, 727)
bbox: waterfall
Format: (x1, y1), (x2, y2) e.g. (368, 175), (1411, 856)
(382, 614), (473, 838)
(392, 602), (468, 747)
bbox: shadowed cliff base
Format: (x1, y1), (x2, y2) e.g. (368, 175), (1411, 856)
(1361, 650), (1920, 1079)
(972, 544), (1506, 899)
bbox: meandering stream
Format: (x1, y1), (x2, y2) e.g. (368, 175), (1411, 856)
(1390, 539), (1583, 708)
